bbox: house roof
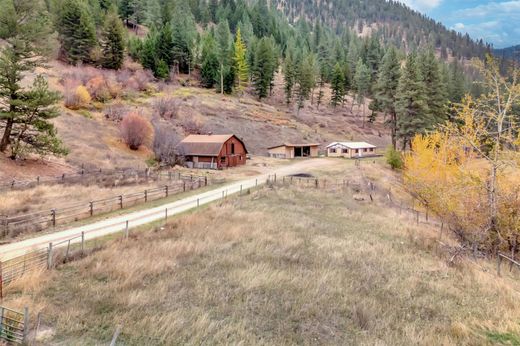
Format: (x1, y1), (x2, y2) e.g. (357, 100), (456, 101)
(176, 134), (248, 156)
(326, 142), (377, 149)
(267, 143), (321, 150)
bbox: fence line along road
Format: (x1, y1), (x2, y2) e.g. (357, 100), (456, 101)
(0, 174), (268, 262)
(1, 174), (208, 237)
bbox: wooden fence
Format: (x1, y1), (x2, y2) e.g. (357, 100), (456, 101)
(0, 306), (28, 344)
(0, 167), (156, 192)
(1, 174), (208, 238)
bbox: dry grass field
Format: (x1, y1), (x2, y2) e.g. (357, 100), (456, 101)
(4, 179), (520, 345)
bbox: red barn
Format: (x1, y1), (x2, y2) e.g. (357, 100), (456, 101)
(175, 134), (248, 169)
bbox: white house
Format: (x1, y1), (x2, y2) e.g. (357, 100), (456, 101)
(326, 142), (377, 158)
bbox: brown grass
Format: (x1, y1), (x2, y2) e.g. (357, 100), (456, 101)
(4, 185), (520, 345)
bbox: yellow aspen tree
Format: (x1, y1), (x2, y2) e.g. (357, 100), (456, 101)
(233, 28), (249, 96)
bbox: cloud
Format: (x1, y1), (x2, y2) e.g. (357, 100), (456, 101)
(399, 0), (442, 12)
(450, 1), (520, 48)
(455, 1), (520, 18)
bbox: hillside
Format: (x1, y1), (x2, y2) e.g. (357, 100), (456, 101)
(257, 0), (489, 60)
(495, 45), (520, 62)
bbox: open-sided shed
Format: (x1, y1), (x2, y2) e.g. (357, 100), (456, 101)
(267, 143), (320, 159)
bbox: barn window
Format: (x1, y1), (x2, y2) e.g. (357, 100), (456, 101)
(221, 157), (226, 163)
(355, 149), (359, 153)
(330, 148), (336, 153)
(342, 149), (348, 153)
(231, 143), (235, 154)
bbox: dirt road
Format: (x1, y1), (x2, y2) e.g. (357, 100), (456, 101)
(0, 159), (335, 261)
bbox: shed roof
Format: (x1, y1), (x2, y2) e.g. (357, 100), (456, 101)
(326, 142), (377, 149)
(267, 143), (321, 150)
(176, 134), (248, 156)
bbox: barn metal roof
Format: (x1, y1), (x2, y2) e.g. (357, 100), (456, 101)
(326, 142), (377, 149)
(267, 143), (321, 150)
(175, 134), (248, 156)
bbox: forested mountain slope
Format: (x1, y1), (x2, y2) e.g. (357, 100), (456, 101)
(252, 0), (490, 59)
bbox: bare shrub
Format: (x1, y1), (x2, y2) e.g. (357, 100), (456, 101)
(86, 75), (111, 102)
(104, 103), (129, 122)
(133, 69), (153, 91)
(120, 113), (153, 150)
(181, 118), (204, 134)
(152, 97), (179, 120)
(153, 122), (180, 166)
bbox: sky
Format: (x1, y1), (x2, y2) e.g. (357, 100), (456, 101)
(400, 0), (520, 49)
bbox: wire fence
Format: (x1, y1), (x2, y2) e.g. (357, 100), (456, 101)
(1, 174), (209, 238)
(0, 167), (155, 192)
(0, 178), (262, 298)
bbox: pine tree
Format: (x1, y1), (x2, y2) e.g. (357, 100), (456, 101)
(295, 55), (315, 113)
(233, 28), (249, 95)
(375, 46), (401, 148)
(283, 53), (296, 105)
(330, 63), (345, 107)
(0, 0), (67, 158)
(172, 10), (197, 74)
(216, 20), (231, 94)
(200, 33), (219, 88)
(156, 24), (174, 68)
(419, 49), (448, 124)
(101, 11), (125, 70)
(252, 37), (275, 99)
(316, 74), (325, 109)
(395, 53), (430, 150)
(57, 0), (97, 64)
(354, 59), (371, 127)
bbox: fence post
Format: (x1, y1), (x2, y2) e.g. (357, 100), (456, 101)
(47, 242), (53, 269)
(23, 307), (29, 343)
(0, 262), (3, 300)
(256, 179), (258, 187)
(165, 208), (168, 222)
(197, 198), (200, 207)
(165, 185), (169, 197)
(89, 202), (94, 216)
(51, 209), (56, 227)
(240, 185), (243, 195)
(144, 190), (148, 202)
(0, 307), (3, 335)
(37, 176), (40, 185)
(65, 239), (71, 261)
(315, 179), (318, 188)
(125, 221), (129, 239)
(274, 174), (277, 183)
(497, 254), (502, 276)
(183, 181), (186, 192)
(119, 195), (123, 209)
(81, 231), (85, 253)
(205, 176), (208, 186)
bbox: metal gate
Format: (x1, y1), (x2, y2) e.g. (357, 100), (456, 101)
(0, 306), (27, 344)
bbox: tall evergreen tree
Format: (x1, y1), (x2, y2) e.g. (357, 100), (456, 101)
(375, 46), (401, 148)
(295, 55), (315, 113)
(419, 49), (448, 124)
(200, 33), (219, 88)
(354, 59), (371, 127)
(283, 53), (296, 105)
(57, 0), (97, 64)
(395, 52), (430, 150)
(330, 63), (345, 108)
(252, 37), (275, 99)
(0, 0), (67, 158)
(216, 20), (231, 94)
(101, 11), (125, 70)
(233, 28), (249, 95)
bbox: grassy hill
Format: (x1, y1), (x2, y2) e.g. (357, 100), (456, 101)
(4, 161), (520, 345)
